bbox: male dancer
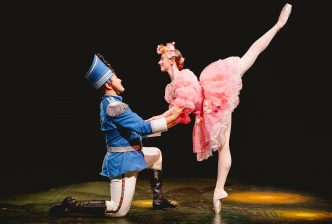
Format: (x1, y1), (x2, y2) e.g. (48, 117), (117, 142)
(50, 53), (181, 217)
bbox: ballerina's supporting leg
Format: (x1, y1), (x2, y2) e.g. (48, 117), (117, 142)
(214, 118), (232, 213)
(212, 3), (292, 214)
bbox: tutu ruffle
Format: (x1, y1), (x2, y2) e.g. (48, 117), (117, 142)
(165, 69), (202, 124)
(194, 57), (243, 161)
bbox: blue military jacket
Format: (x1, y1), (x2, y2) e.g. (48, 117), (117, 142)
(99, 95), (153, 178)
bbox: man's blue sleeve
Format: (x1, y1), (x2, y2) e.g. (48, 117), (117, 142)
(111, 108), (152, 135)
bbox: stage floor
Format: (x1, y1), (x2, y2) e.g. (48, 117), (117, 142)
(1, 178), (331, 224)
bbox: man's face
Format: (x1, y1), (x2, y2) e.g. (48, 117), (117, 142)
(110, 74), (125, 93)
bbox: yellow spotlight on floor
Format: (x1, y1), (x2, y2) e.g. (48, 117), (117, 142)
(277, 210), (332, 221)
(131, 199), (179, 208)
(131, 199), (153, 208)
(227, 192), (312, 204)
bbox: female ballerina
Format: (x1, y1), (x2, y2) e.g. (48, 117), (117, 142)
(153, 3), (292, 213)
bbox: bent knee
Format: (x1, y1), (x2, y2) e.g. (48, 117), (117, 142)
(113, 210), (129, 217)
(105, 208), (129, 218)
(142, 147), (161, 156)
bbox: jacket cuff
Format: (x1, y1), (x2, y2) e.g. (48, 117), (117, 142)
(150, 118), (168, 133)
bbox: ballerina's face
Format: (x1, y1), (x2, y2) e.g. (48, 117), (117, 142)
(158, 54), (173, 72)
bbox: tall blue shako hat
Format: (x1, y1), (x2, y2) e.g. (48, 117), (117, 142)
(85, 54), (114, 89)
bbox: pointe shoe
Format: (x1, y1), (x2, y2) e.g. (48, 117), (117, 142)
(213, 189), (228, 214)
(277, 3), (292, 30)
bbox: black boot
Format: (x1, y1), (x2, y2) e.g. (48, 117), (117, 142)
(150, 170), (177, 210)
(49, 196), (106, 217)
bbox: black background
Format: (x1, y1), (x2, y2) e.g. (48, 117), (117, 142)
(2, 1), (331, 200)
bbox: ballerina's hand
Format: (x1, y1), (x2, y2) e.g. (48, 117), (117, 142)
(277, 3), (292, 30)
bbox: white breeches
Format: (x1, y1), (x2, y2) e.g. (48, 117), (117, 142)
(104, 147), (162, 217)
(105, 171), (138, 217)
(142, 147), (162, 171)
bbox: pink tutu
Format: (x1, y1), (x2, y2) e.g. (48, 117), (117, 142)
(163, 58), (243, 161)
(164, 69), (202, 124)
(194, 57), (243, 161)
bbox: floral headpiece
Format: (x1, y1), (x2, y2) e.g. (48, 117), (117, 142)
(156, 42), (176, 58)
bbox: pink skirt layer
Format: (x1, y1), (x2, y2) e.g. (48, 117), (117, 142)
(193, 57), (243, 161)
